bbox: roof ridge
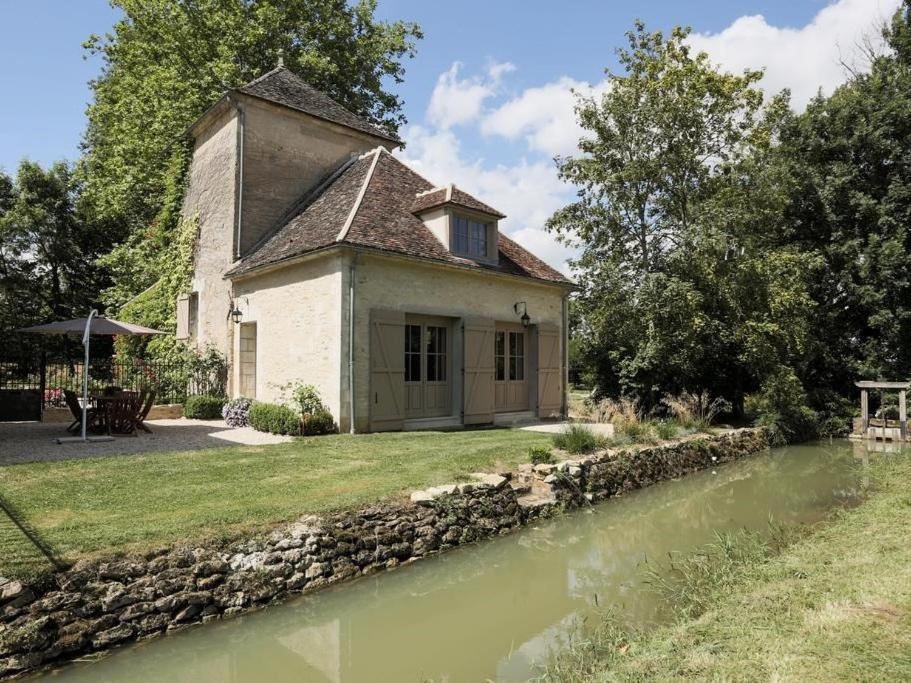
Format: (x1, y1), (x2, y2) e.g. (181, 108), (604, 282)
(415, 186), (445, 198)
(336, 148), (382, 242)
(241, 65), (286, 90)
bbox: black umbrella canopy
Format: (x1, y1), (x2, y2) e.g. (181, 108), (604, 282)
(18, 317), (164, 336)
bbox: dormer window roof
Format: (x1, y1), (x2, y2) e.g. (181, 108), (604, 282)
(411, 184), (506, 219)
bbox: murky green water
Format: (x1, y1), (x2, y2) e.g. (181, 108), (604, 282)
(41, 440), (876, 683)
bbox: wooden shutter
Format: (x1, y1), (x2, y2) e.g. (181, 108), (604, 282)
(176, 294), (190, 340)
(463, 317), (495, 425)
(370, 309), (405, 431)
(537, 323), (562, 418)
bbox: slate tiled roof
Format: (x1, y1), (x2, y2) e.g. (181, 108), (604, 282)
(237, 67), (400, 144)
(411, 185), (506, 218)
(227, 149), (569, 285)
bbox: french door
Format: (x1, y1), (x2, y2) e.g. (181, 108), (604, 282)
(494, 325), (529, 412)
(404, 316), (452, 418)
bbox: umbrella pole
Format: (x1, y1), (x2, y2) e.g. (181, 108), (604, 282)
(57, 309), (114, 444)
(80, 309), (95, 440)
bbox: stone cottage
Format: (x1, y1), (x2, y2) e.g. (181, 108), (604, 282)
(177, 67), (572, 432)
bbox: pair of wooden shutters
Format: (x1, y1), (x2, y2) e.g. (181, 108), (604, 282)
(368, 310), (562, 430)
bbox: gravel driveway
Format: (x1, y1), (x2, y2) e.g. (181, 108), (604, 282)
(0, 419), (293, 466)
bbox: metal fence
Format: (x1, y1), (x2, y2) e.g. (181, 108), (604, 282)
(0, 357), (227, 408)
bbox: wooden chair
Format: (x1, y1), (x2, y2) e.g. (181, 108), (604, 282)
(105, 395), (142, 436)
(63, 390), (98, 434)
(136, 389), (156, 433)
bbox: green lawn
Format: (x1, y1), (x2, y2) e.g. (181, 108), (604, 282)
(0, 429), (549, 580)
(545, 454), (911, 682)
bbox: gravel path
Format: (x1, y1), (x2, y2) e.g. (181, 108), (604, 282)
(519, 421), (615, 437)
(0, 419), (293, 466)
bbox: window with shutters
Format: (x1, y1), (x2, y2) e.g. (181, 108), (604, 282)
(188, 292), (199, 342)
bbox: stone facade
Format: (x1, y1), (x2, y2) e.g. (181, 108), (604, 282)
(346, 251), (567, 432)
(230, 253), (345, 413)
(0, 429), (767, 679)
(184, 105), (239, 359)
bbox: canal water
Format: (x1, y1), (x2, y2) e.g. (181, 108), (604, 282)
(41, 440), (873, 682)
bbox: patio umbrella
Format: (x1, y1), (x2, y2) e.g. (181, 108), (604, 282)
(18, 310), (165, 443)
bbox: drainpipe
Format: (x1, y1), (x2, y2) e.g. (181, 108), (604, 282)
(561, 293), (569, 419)
(348, 259), (356, 433)
(230, 96), (245, 260)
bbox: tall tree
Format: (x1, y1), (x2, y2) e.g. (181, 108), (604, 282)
(549, 23), (816, 410)
(0, 161), (109, 355)
(772, 1), (911, 399)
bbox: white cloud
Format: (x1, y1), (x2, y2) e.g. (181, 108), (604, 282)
(426, 60), (516, 129)
(481, 77), (609, 157)
(688, 0), (901, 109)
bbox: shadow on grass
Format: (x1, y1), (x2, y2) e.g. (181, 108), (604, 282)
(0, 491), (68, 574)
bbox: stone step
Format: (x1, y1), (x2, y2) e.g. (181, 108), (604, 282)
(516, 491), (557, 509)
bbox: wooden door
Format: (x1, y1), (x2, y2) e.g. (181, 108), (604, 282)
(537, 324), (562, 417)
(405, 317), (452, 419)
(463, 317), (495, 424)
(238, 322), (257, 398)
(494, 325), (529, 412)
(370, 309), (405, 431)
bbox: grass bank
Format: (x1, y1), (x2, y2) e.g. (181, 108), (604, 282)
(0, 429), (549, 580)
(543, 451), (911, 681)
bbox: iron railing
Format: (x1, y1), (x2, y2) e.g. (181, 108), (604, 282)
(0, 357), (227, 408)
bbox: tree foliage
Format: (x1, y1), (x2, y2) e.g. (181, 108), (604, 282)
(0, 161), (110, 356)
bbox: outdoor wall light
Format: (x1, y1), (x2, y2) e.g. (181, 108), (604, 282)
(231, 306), (243, 324)
(514, 301), (530, 328)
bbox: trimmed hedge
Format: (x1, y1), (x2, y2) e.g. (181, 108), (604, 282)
(184, 394), (227, 420)
(249, 402), (301, 436)
(301, 410), (337, 436)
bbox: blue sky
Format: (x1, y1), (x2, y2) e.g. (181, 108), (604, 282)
(0, 0), (900, 269)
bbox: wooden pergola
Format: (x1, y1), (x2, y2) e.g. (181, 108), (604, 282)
(856, 380), (909, 441)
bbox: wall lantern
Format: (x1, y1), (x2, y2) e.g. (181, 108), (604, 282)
(231, 306), (243, 325)
(514, 301), (530, 328)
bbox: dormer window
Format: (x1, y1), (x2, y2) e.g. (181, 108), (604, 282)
(453, 215), (489, 258)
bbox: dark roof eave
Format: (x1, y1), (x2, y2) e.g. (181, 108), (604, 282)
(226, 242), (573, 288)
(413, 200), (506, 220)
(237, 90), (401, 146)
(186, 91), (401, 146)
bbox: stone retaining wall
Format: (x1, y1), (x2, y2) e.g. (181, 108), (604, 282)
(0, 428), (767, 678)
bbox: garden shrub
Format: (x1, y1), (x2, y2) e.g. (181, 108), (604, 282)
(249, 402), (301, 436)
(553, 424), (607, 454)
(662, 390), (731, 430)
(301, 409), (337, 436)
(280, 381), (327, 415)
(184, 394), (226, 419)
(655, 420), (678, 440)
(528, 445), (555, 465)
(222, 397), (253, 427)
(745, 368), (820, 445)
(624, 420), (658, 443)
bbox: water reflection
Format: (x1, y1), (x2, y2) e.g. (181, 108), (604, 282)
(44, 441), (875, 683)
